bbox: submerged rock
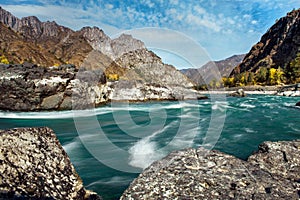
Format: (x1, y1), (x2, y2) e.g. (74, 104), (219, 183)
(121, 140), (300, 199)
(0, 127), (102, 200)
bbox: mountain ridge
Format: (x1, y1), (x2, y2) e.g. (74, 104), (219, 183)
(230, 8), (300, 85)
(0, 6), (199, 103)
(0, 6), (194, 88)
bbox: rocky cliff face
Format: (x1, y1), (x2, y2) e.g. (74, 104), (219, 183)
(121, 140), (300, 199)
(0, 63), (107, 111)
(0, 127), (101, 199)
(231, 9), (300, 75)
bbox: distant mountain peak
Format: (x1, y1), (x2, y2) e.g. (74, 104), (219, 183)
(181, 54), (245, 85)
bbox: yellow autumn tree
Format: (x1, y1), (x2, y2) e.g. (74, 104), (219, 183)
(268, 68), (284, 85)
(268, 68), (277, 85)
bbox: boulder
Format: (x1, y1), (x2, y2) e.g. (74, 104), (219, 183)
(229, 88), (246, 97)
(40, 93), (64, 110)
(0, 127), (102, 200)
(296, 101), (300, 107)
(121, 140), (300, 199)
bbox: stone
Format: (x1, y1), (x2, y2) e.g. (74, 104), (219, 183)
(0, 127), (102, 200)
(121, 140), (300, 199)
(229, 88), (246, 97)
(296, 101), (300, 107)
(40, 93), (64, 110)
(59, 96), (72, 110)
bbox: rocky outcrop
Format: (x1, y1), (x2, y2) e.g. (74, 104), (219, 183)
(79, 27), (146, 61)
(0, 127), (101, 199)
(121, 140), (300, 199)
(231, 9), (300, 75)
(0, 63), (107, 111)
(109, 81), (207, 101)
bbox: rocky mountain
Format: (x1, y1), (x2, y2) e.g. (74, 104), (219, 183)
(182, 54), (245, 85)
(0, 7), (199, 104)
(122, 140), (300, 199)
(231, 8), (300, 76)
(0, 8), (92, 67)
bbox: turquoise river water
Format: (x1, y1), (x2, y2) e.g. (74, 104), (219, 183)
(0, 95), (299, 199)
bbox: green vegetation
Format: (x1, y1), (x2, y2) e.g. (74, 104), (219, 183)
(222, 67), (285, 88)
(285, 53), (300, 83)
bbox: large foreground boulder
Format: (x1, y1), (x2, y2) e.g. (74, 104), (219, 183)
(0, 127), (101, 199)
(121, 140), (300, 199)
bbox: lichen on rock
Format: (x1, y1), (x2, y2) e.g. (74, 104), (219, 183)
(0, 127), (101, 200)
(121, 140), (300, 199)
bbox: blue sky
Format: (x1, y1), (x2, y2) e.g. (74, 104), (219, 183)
(1, 0), (300, 69)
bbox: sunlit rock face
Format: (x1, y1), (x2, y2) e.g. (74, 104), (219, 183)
(121, 140), (300, 199)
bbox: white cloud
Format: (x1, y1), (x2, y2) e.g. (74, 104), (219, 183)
(194, 5), (206, 15)
(169, 0), (179, 5)
(251, 20), (258, 25)
(186, 14), (221, 32)
(105, 4), (114, 9)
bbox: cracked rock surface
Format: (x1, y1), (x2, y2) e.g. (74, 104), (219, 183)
(0, 127), (101, 200)
(121, 140), (300, 200)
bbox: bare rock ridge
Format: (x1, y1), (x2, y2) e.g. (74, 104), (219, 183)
(231, 8), (300, 75)
(0, 6), (72, 39)
(121, 140), (300, 199)
(0, 127), (101, 200)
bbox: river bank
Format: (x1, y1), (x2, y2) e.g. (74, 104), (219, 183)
(198, 85), (300, 96)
